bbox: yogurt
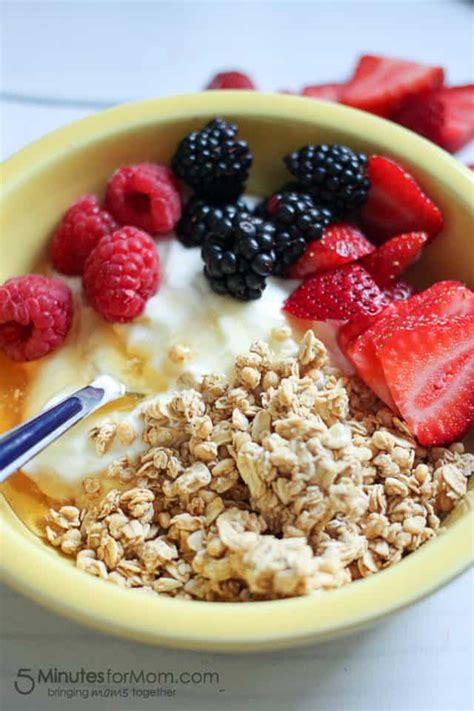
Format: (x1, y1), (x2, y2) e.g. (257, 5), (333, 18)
(23, 237), (300, 498)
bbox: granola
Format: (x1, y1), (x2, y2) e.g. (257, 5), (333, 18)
(45, 331), (473, 601)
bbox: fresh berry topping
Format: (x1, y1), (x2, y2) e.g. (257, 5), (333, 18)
(360, 155), (443, 243)
(289, 223), (374, 278)
(378, 315), (474, 446)
(50, 195), (118, 276)
(283, 264), (390, 321)
(253, 182), (302, 218)
(0, 275), (73, 362)
(340, 54), (444, 118)
(83, 227), (160, 323)
(105, 163), (181, 235)
(359, 231), (428, 286)
(301, 83), (343, 102)
(339, 281), (474, 412)
(284, 144), (369, 216)
(265, 191), (334, 275)
(393, 85), (474, 153)
(176, 197), (246, 248)
(383, 280), (416, 301)
(407, 280), (474, 318)
(206, 71), (255, 90)
(201, 212), (276, 300)
(171, 118), (253, 203)
(469, 164), (474, 171)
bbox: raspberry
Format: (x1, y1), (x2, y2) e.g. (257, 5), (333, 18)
(50, 194), (118, 275)
(206, 71), (255, 90)
(83, 227), (160, 323)
(105, 163), (182, 235)
(0, 275), (73, 362)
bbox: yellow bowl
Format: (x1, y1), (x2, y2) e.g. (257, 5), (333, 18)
(0, 92), (473, 651)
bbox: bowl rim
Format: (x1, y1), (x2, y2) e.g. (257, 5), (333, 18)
(1, 91), (473, 651)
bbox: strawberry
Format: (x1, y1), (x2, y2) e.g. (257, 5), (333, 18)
(340, 55), (444, 118)
(288, 223), (374, 278)
(361, 155), (444, 243)
(283, 264), (390, 321)
(301, 83), (343, 102)
(379, 315), (474, 446)
(393, 85), (474, 153)
(359, 231), (428, 286)
(339, 281), (474, 412)
(383, 280), (416, 301)
(469, 164), (474, 171)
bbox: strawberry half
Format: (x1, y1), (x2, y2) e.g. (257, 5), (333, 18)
(283, 264), (390, 321)
(359, 231), (428, 286)
(361, 155), (444, 243)
(340, 54), (444, 118)
(393, 85), (474, 153)
(289, 223), (374, 278)
(379, 315), (474, 446)
(301, 83), (343, 102)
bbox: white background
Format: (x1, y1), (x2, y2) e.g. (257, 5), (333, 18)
(0, 2), (473, 710)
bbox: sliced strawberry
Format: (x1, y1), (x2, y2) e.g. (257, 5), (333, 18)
(469, 164), (474, 171)
(393, 85), (474, 153)
(383, 280), (416, 301)
(359, 231), (428, 286)
(344, 318), (398, 409)
(361, 155), (444, 243)
(340, 281), (474, 411)
(206, 71), (255, 90)
(289, 223), (374, 278)
(379, 315), (474, 446)
(283, 264), (390, 321)
(340, 55), (444, 118)
(408, 280), (474, 318)
(301, 83), (344, 102)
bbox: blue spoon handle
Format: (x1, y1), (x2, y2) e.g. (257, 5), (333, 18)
(0, 377), (126, 482)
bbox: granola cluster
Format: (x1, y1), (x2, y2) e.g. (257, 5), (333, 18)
(45, 331), (473, 601)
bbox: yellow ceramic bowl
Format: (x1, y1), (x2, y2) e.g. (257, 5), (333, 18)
(0, 93), (473, 651)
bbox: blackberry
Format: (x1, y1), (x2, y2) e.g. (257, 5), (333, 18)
(267, 191), (334, 275)
(253, 181), (302, 217)
(201, 212), (276, 300)
(284, 144), (370, 215)
(176, 197), (246, 247)
(171, 118), (253, 202)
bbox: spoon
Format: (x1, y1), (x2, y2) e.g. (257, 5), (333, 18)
(0, 375), (127, 482)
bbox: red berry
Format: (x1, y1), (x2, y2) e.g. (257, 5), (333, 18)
(393, 85), (474, 153)
(83, 227), (160, 323)
(379, 315), (474, 446)
(50, 194), (118, 276)
(105, 163), (182, 235)
(0, 275), (73, 362)
(301, 83), (343, 102)
(361, 155), (443, 243)
(383, 280), (416, 301)
(359, 231), (428, 286)
(289, 223), (374, 278)
(206, 71), (255, 90)
(340, 54), (444, 118)
(339, 280), (474, 415)
(468, 164), (474, 171)
(283, 264), (390, 321)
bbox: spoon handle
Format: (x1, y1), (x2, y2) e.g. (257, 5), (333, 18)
(0, 376), (125, 482)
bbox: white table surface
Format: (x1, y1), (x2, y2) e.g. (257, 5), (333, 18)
(1, 2), (473, 710)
